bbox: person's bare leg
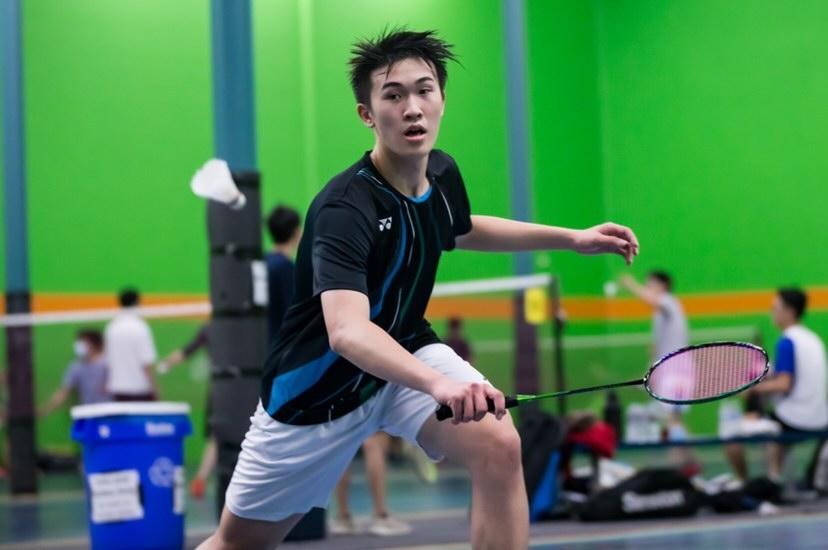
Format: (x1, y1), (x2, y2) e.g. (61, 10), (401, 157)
(363, 432), (392, 517)
(334, 467), (352, 520)
(418, 413), (527, 550)
(725, 442), (748, 480)
(196, 437), (218, 480)
(768, 442), (789, 482)
(190, 437), (219, 499)
(196, 506), (302, 550)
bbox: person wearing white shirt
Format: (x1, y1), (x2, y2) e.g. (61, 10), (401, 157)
(105, 288), (159, 401)
(726, 288), (828, 481)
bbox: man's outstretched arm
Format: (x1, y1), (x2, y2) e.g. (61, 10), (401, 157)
(455, 215), (639, 265)
(618, 274), (662, 307)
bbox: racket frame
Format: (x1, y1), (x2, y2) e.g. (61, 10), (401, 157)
(643, 341), (769, 405)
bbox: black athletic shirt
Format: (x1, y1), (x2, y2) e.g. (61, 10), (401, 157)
(260, 150), (472, 425)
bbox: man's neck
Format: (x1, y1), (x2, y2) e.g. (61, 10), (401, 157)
(370, 145), (429, 197)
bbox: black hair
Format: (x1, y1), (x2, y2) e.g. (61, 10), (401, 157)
(119, 288), (140, 307)
(266, 205), (301, 244)
(77, 329), (104, 351)
(778, 288), (807, 320)
(348, 28), (458, 106)
(647, 270), (673, 292)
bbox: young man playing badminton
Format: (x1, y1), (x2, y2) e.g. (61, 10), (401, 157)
(199, 29), (638, 549)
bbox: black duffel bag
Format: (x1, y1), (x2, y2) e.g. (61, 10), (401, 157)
(578, 468), (702, 521)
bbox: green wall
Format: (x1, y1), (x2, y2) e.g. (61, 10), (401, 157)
(526, 0), (828, 297)
(527, 0), (610, 296)
(596, 0), (828, 292)
(21, 0), (214, 293)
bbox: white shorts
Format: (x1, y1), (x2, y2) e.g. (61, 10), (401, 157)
(225, 343), (486, 522)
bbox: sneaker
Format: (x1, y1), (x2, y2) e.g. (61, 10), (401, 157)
(401, 440), (438, 485)
(329, 516), (359, 535)
(368, 515), (412, 536)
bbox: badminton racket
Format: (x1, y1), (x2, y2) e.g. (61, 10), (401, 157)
(436, 341), (768, 421)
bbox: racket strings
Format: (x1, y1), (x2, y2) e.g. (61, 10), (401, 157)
(648, 345), (767, 402)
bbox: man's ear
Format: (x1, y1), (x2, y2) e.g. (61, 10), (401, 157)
(357, 103), (374, 127)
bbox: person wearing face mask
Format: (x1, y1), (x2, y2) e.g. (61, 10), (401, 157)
(40, 329), (110, 417)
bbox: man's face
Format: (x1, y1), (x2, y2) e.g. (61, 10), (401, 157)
(358, 57), (445, 157)
(645, 277), (666, 296)
(771, 296), (793, 328)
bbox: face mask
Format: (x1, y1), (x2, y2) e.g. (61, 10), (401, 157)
(74, 340), (89, 358)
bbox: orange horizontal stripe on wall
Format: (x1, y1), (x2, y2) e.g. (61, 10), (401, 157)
(1, 288), (827, 321)
(32, 293), (207, 312)
(0, 293), (207, 315)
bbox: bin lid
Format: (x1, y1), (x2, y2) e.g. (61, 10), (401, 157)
(71, 401), (191, 420)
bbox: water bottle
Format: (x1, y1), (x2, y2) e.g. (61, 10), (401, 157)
(625, 404), (645, 443)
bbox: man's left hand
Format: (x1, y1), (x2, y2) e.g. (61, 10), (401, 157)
(573, 222), (640, 265)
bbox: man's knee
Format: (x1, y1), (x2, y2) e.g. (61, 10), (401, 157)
(470, 423), (522, 477)
(205, 507), (298, 550)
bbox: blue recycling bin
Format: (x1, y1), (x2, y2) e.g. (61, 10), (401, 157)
(71, 402), (193, 550)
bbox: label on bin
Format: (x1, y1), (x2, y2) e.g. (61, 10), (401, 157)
(88, 469), (143, 523)
(145, 421), (176, 437)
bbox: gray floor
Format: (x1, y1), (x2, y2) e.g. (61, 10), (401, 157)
(1, 445), (825, 549)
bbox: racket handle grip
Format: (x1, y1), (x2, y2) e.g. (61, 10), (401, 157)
(435, 395), (519, 422)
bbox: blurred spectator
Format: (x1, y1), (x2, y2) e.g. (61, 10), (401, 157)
(726, 288), (828, 481)
(621, 271), (696, 471)
(158, 324), (207, 374)
(265, 205), (302, 346)
(444, 317), (473, 363)
(332, 432), (413, 536)
(620, 271), (688, 360)
(105, 288), (158, 401)
(158, 324), (216, 499)
(40, 329), (109, 416)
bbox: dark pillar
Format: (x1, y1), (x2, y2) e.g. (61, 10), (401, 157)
(2, 0), (37, 494)
(208, 0), (261, 517)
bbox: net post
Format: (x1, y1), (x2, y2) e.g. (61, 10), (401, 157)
(549, 275), (567, 416)
(514, 291), (540, 397)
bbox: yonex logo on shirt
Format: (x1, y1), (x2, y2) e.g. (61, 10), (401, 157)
(378, 217), (392, 231)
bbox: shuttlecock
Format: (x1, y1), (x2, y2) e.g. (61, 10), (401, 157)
(603, 281), (618, 297)
(190, 159), (246, 210)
